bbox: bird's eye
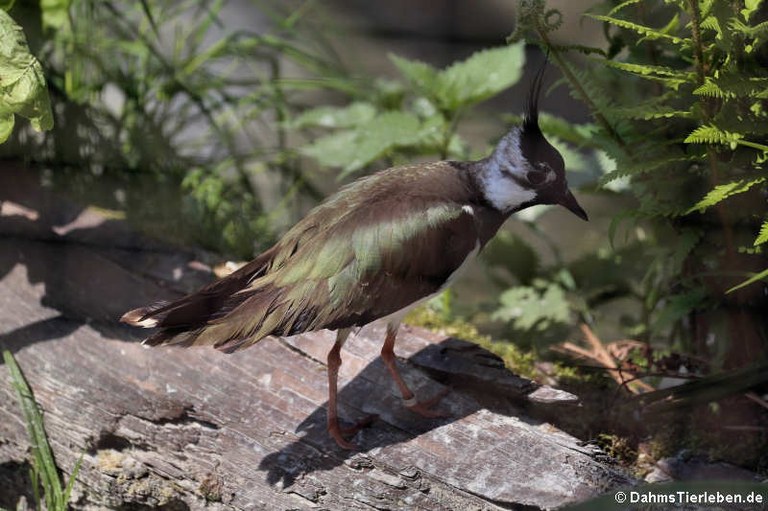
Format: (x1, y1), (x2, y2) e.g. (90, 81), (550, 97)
(527, 169), (547, 186)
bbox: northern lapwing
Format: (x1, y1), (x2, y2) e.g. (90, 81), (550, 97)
(121, 64), (588, 449)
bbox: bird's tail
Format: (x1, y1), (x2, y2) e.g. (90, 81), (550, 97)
(121, 249), (280, 351)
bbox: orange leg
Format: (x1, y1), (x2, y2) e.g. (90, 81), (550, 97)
(326, 328), (375, 449)
(380, 322), (449, 418)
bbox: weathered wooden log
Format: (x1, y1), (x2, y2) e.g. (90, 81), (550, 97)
(0, 164), (633, 510)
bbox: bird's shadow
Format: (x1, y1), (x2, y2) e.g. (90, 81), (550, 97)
(258, 334), (582, 488)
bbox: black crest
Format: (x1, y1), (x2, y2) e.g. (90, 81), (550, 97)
(520, 53), (563, 179)
(522, 52), (547, 134)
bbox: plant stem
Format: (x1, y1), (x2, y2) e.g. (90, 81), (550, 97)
(536, 29), (629, 156)
(686, 0), (736, 269)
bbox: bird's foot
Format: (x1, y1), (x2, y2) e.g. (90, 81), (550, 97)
(404, 388), (450, 418)
(328, 414), (378, 450)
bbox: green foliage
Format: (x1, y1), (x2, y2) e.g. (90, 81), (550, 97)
(391, 44), (525, 111)
(3, 350), (82, 511)
(0, 9), (53, 143)
(3, 0), (354, 258)
(515, 0), (768, 357)
(493, 279), (571, 333)
(687, 177), (766, 213)
(295, 43), (526, 175)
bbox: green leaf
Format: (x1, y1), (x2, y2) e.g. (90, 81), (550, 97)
(686, 177), (766, 213)
(741, 0), (763, 21)
(755, 220), (768, 246)
(727, 267), (768, 293)
(389, 54), (439, 94)
(40, 0), (72, 32)
(493, 281), (571, 332)
(391, 43), (526, 110)
(436, 42), (525, 109)
(339, 111), (422, 177)
(301, 111), (424, 177)
(0, 112), (13, 142)
(291, 102), (376, 129)
(3, 350), (69, 509)
(301, 130), (359, 169)
(0, 10), (54, 142)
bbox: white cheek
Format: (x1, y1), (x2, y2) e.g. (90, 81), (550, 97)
(483, 174), (536, 212)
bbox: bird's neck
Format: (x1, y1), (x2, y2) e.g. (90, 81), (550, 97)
(474, 129), (536, 213)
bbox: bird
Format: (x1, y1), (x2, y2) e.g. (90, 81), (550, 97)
(120, 64), (588, 450)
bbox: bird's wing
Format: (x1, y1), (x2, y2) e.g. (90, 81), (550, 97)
(139, 198), (479, 352)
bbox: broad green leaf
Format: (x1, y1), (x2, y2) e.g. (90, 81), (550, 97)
(301, 111), (424, 177)
(391, 43), (526, 110)
(0, 10), (53, 141)
(436, 43), (525, 109)
(0, 0), (15, 10)
(339, 111), (422, 177)
(300, 130), (359, 169)
(755, 220), (768, 245)
(0, 112), (13, 143)
(493, 282), (571, 332)
(291, 102), (376, 129)
(389, 55), (439, 94)
(686, 177), (766, 213)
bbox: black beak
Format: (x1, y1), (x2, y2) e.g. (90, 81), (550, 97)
(559, 189), (588, 221)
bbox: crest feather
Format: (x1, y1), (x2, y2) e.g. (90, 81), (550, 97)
(523, 50), (549, 132)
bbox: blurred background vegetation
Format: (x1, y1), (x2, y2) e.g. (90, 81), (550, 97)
(2, 0), (767, 481)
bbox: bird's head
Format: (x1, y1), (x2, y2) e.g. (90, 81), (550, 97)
(477, 63), (588, 221)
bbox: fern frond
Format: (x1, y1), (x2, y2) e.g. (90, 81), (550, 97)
(608, 0), (644, 16)
(550, 43), (607, 56)
(685, 125), (741, 145)
(599, 59), (693, 89)
(692, 81), (727, 98)
(612, 105), (693, 120)
(755, 220), (768, 246)
(685, 125), (768, 153)
(586, 14), (689, 45)
(728, 18), (768, 39)
(599, 154), (690, 184)
(687, 177), (766, 213)
(700, 15), (721, 33)
(694, 77), (768, 98)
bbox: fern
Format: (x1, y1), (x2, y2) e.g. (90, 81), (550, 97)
(607, 0), (644, 16)
(686, 125), (768, 154)
(693, 77), (768, 98)
(599, 59), (694, 89)
(586, 13), (690, 45)
(687, 177), (767, 213)
(755, 220), (768, 246)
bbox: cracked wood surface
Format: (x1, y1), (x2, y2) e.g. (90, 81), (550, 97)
(0, 165), (632, 510)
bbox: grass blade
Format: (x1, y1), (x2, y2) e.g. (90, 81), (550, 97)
(2, 350), (70, 510)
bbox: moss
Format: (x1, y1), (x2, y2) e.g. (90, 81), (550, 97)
(595, 433), (637, 467)
(406, 305), (538, 379)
